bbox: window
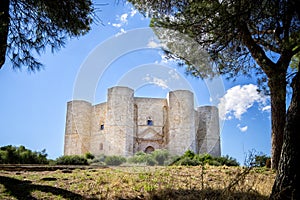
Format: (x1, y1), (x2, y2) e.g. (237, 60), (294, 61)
(147, 119), (153, 126)
(100, 124), (104, 130)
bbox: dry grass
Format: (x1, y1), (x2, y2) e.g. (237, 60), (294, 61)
(0, 165), (275, 199)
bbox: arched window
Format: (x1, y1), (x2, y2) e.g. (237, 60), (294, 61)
(99, 143), (103, 150)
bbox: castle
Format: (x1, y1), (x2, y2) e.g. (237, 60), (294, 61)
(64, 86), (221, 157)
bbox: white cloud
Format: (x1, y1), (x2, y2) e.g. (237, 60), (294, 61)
(115, 28), (126, 37)
(152, 77), (168, 89)
(112, 23), (122, 28)
(218, 84), (268, 120)
(130, 8), (138, 17)
(143, 74), (168, 89)
(109, 13), (130, 28)
(261, 105), (271, 112)
(237, 124), (248, 132)
(168, 69), (180, 80)
(147, 40), (161, 48)
(120, 13), (128, 23)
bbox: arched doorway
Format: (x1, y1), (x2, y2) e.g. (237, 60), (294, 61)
(144, 146), (155, 154)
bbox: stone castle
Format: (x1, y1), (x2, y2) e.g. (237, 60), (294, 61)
(64, 86), (221, 157)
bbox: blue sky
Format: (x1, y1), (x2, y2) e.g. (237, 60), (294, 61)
(0, 2), (271, 164)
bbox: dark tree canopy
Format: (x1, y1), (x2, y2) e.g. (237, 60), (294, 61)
(130, 0), (300, 83)
(129, 0), (300, 166)
(0, 0), (95, 71)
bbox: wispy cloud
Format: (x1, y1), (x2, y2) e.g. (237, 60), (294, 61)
(110, 13), (128, 28)
(115, 28), (126, 37)
(261, 105), (271, 112)
(143, 74), (168, 89)
(218, 84), (269, 120)
(147, 40), (161, 48)
(168, 69), (180, 80)
(108, 8), (138, 29)
(130, 8), (138, 17)
(237, 124), (248, 132)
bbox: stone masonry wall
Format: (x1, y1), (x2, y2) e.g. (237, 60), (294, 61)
(64, 86), (221, 157)
(167, 90), (196, 155)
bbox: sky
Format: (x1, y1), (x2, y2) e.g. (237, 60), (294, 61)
(0, 1), (272, 165)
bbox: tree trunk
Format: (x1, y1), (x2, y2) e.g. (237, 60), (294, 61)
(0, 0), (10, 69)
(270, 72), (299, 199)
(268, 70), (287, 170)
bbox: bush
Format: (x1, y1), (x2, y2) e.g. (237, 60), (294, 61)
(89, 154), (106, 165)
(55, 155), (88, 165)
(128, 150), (171, 166)
(255, 154), (271, 167)
(85, 152), (95, 160)
(104, 155), (126, 166)
(215, 155), (240, 166)
(0, 145), (48, 164)
(152, 149), (170, 165)
(177, 157), (201, 166)
(172, 150), (239, 167)
(127, 151), (149, 164)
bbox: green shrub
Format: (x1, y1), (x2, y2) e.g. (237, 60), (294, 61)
(145, 156), (157, 166)
(152, 149), (170, 165)
(255, 154), (271, 167)
(55, 155), (88, 165)
(127, 151), (148, 164)
(172, 150), (239, 167)
(85, 152), (95, 160)
(177, 157), (201, 166)
(89, 154), (106, 165)
(128, 150), (171, 166)
(0, 145), (48, 164)
(215, 155), (240, 166)
(104, 155), (126, 166)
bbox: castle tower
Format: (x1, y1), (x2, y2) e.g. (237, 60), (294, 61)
(105, 86), (135, 156)
(196, 106), (221, 156)
(167, 90), (196, 155)
(64, 100), (92, 155)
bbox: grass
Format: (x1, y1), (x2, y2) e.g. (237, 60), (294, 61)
(0, 165), (275, 199)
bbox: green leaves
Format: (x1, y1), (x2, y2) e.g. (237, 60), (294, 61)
(3, 0), (95, 71)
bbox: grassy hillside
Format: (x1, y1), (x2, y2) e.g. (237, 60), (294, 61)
(0, 165), (275, 199)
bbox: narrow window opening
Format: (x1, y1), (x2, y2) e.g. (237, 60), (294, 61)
(147, 119), (153, 126)
(100, 124), (104, 130)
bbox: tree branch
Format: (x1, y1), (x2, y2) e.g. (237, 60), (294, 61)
(0, 0), (10, 69)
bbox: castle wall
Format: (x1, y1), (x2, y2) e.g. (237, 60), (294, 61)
(89, 102), (106, 155)
(196, 106), (221, 156)
(134, 98), (168, 152)
(64, 87), (221, 158)
(167, 90), (196, 155)
(64, 100), (92, 155)
(105, 86), (134, 156)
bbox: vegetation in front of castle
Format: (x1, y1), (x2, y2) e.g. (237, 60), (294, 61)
(0, 145), (271, 168)
(0, 145), (48, 164)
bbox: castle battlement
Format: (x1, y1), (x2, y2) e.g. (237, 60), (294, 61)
(64, 86), (221, 157)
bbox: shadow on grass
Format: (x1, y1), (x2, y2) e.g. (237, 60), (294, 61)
(1, 175), (269, 200)
(147, 188), (269, 200)
(0, 175), (95, 200)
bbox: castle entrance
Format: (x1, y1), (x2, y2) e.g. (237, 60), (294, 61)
(144, 146), (155, 153)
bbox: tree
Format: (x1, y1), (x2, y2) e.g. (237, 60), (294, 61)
(129, 0), (300, 170)
(129, 0), (299, 198)
(270, 70), (299, 199)
(0, 0), (95, 71)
